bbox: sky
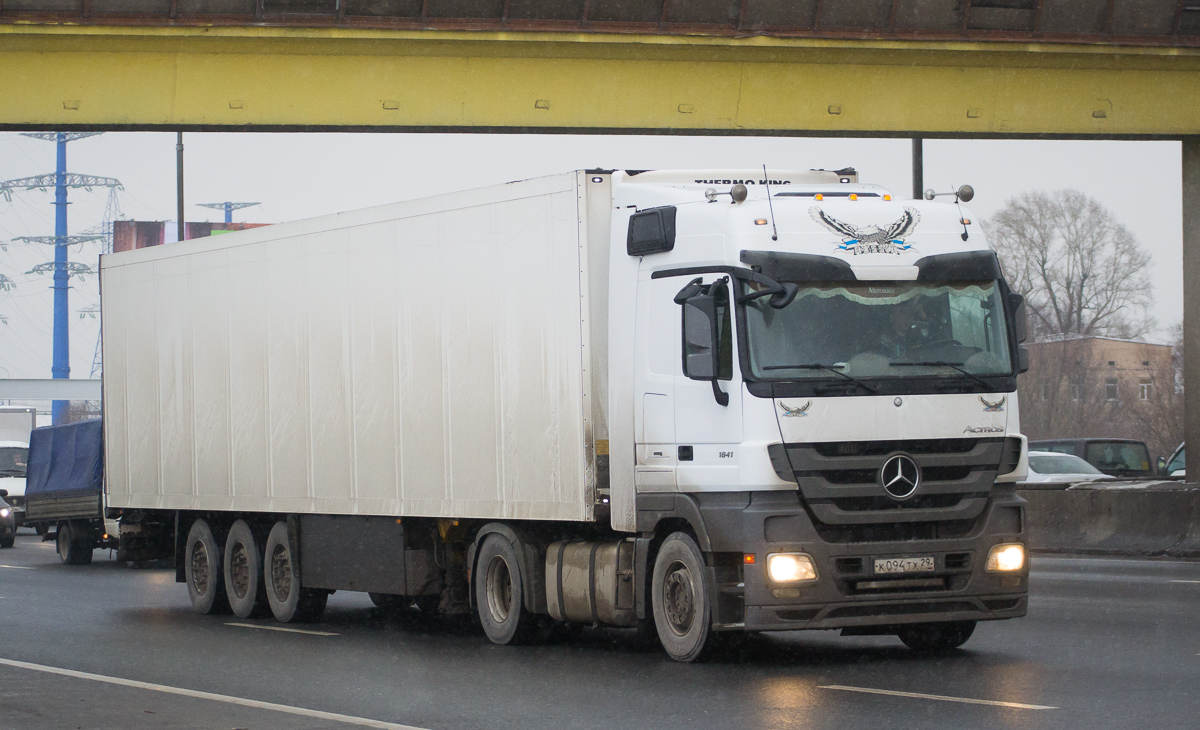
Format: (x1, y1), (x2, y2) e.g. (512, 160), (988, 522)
(0, 132), (1183, 383)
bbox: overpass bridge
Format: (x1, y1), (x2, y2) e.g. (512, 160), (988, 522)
(1, 0), (1198, 457)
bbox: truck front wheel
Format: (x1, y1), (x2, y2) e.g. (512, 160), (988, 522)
(185, 519), (228, 614)
(56, 521), (93, 565)
(897, 620), (976, 653)
(224, 520), (267, 618)
(474, 534), (535, 645)
(651, 532), (713, 662)
(264, 521), (327, 623)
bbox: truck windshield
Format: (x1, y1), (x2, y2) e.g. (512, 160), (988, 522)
(0, 447), (28, 476)
(743, 280), (1013, 381)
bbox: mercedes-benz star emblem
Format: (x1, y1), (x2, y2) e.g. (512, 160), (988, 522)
(880, 454), (920, 499)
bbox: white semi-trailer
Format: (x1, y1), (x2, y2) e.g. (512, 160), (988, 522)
(100, 169), (1030, 661)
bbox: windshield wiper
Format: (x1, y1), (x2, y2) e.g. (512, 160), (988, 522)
(891, 361), (993, 390)
(763, 363), (878, 394)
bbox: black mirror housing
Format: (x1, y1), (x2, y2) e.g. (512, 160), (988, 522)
(1006, 292), (1028, 343)
(683, 296), (719, 380)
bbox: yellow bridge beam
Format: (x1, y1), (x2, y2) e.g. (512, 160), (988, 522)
(2, 24), (1199, 136)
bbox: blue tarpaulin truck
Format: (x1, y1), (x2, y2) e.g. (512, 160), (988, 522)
(22, 419), (118, 564)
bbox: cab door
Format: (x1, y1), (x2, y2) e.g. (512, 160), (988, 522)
(633, 274), (681, 492)
(673, 275), (744, 490)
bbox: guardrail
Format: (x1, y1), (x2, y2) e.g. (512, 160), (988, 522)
(1019, 481), (1200, 558)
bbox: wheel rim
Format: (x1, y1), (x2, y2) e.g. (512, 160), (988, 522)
(229, 541), (251, 599)
(190, 540), (210, 597)
(663, 560), (695, 636)
(270, 543), (292, 602)
(57, 527), (69, 561)
(485, 554), (513, 624)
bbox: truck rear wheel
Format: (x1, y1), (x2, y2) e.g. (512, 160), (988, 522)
(224, 519), (267, 619)
(185, 519), (228, 614)
(897, 621), (976, 653)
(474, 534), (535, 645)
(263, 521), (327, 623)
(56, 521), (93, 565)
(651, 532), (713, 663)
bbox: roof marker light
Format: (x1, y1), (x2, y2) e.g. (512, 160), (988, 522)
(883, 194), (892, 201)
(849, 193), (858, 201)
(961, 218), (972, 225)
(814, 194), (824, 201)
(754, 219), (768, 225)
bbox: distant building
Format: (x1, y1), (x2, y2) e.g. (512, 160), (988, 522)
(112, 220), (269, 253)
(1019, 335), (1181, 460)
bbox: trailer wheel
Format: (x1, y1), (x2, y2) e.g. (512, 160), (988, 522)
(56, 521), (93, 565)
(474, 534), (535, 645)
(185, 519), (227, 614)
(0, 536), (12, 549)
(651, 532), (713, 662)
(897, 621), (976, 653)
(224, 520), (268, 619)
(264, 521), (326, 623)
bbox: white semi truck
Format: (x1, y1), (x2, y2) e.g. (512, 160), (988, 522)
(100, 169), (1030, 661)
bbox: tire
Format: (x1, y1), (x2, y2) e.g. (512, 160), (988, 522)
(651, 532), (713, 663)
(56, 521), (93, 565)
(0, 537), (13, 548)
(185, 519), (228, 614)
(474, 534), (536, 645)
(897, 621), (977, 653)
(224, 519), (268, 619)
(263, 521), (327, 623)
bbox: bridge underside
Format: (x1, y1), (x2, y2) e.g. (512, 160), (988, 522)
(2, 24), (1200, 137)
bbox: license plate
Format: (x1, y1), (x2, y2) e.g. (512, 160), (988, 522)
(873, 556), (935, 575)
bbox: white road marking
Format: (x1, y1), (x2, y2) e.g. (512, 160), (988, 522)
(1169, 580), (1200, 584)
(0, 564), (34, 570)
(0, 658), (425, 730)
(225, 622), (340, 636)
(819, 684), (1057, 710)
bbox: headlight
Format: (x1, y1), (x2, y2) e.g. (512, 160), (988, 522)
(0, 508), (9, 518)
(767, 553), (818, 583)
(986, 543), (1026, 572)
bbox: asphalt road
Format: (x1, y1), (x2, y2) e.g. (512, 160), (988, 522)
(1, 530), (1197, 730)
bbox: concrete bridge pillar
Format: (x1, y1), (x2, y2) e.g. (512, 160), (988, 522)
(1183, 138), (1200, 482)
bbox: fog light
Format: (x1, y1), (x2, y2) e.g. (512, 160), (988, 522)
(986, 543), (1026, 572)
(0, 508), (9, 518)
(767, 553), (818, 583)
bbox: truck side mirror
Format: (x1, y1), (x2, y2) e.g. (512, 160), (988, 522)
(0, 489), (7, 499)
(1007, 292), (1028, 343)
(1157, 456), (1167, 474)
(683, 296), (718, 380)
(681, 290), (729, 407)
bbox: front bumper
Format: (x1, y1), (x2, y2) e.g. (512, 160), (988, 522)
(696, 489), (1029, 632)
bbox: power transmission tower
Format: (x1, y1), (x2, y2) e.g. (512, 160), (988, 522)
(1, 132), (121, 424)
(197, 201), (260, 223)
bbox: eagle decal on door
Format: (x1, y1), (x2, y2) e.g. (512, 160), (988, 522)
(810, 206), (921, 255)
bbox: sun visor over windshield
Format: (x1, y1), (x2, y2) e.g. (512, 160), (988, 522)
(740, 250), (856, 281)
(914, 251), (1002, 281)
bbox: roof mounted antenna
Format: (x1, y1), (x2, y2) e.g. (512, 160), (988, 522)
(763, 164), (778, 241)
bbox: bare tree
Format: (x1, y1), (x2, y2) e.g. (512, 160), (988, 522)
(986, 190), (1154, 339)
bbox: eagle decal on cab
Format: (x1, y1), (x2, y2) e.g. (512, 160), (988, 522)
(810, 206), (921, 256)
(779, 401), (812, 418)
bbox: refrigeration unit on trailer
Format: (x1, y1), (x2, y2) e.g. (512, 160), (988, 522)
(101, 169), (1030, 661)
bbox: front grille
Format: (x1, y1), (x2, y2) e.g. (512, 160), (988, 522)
(854, 577), (947, 593)
(815, 519), (979, 544)
(813, 438), (979, 457)
(945, 552), (971, 569)
(834, 557), (864, 574)
(831, 494), (970, 512)
(770, 437), (1007, 528)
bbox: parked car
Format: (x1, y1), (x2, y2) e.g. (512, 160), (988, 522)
(1162, 443), (1185, 477)
(0, 493), (15, 548)
(1022, 450), (1112, 485)
(1028, 438), (1153, 478)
